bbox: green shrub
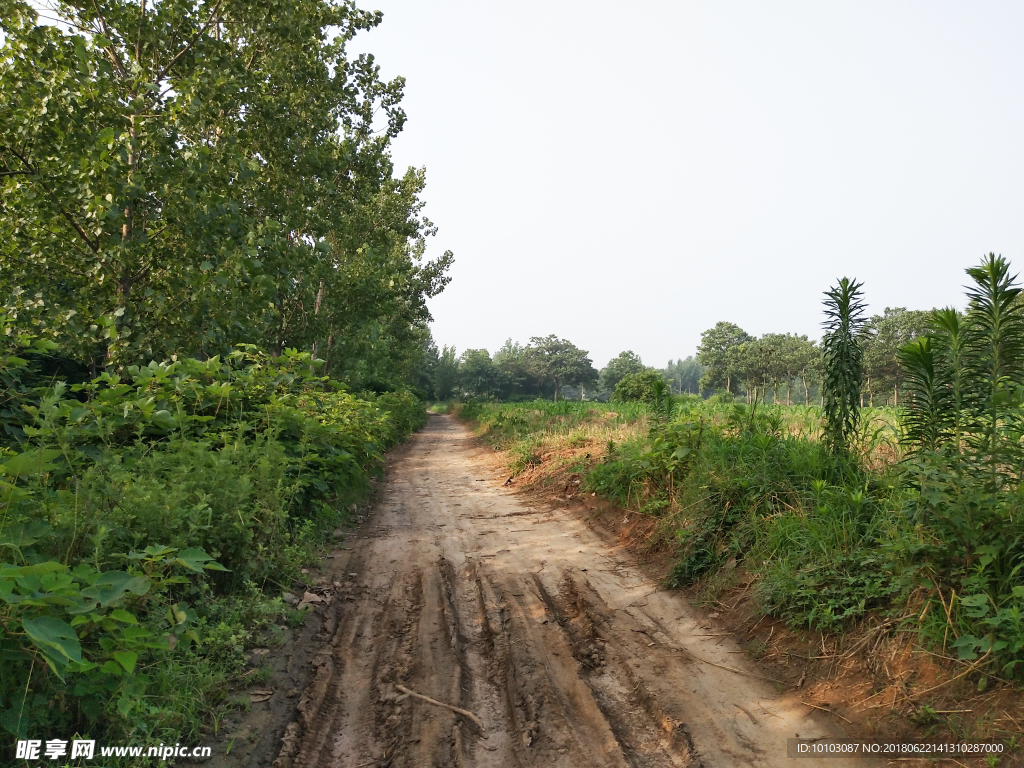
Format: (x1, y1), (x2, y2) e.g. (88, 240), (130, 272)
(0, 329), (427, 755)
(612, 370), (665, 403)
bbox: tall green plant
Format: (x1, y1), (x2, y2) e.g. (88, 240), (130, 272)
(897, 255), (1024, 677)
(898, 336), (943, 451)
(930, 308), (969, 450)
(821, 278), (866, 455)
(901, 255), (1024, 469)
(963, 255), (1024, 482)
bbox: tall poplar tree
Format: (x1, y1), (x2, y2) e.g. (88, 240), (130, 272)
(1, 0), (450, 382)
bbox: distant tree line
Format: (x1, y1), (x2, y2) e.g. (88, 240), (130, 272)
(696, 307), (933, 406)
(424, 306), (933, 405)
(417, 335), (599, 401)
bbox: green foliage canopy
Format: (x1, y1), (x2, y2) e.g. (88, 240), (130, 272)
(599, 350), (646, 391)
(611, 369), (665, 403)
(526, 335), (598, 402)
(0, 0), (450, 386)
(697, 321), (751, 393)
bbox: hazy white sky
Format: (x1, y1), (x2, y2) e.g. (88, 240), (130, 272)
(352, 2), (1024, 369)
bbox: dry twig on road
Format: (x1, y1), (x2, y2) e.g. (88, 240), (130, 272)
(396, 685), (487, 733)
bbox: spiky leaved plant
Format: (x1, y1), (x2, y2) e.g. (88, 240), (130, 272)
(898, 336), (943, 452)
(962, 254), (1024, 485)
(897, 306), (969, 455)
(929, 308), (969, 451)
(821, 278), (866, 456)
(896, 256), (1024, 675)
(900, 256), (1024, 469)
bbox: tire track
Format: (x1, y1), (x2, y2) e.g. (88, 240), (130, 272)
(265, 415), (875, 768)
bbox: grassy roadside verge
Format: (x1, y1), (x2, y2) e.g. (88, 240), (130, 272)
(453, 397), (1024, 758)
(1, 332), (426, 764)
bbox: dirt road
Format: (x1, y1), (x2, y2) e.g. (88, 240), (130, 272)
(270, 414), (867, 767)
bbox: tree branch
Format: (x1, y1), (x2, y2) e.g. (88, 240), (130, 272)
(4, 147), (100, 253)
(89, 0), (131, 81)
(151, 0), (224, 88)
(136, 0), (146, 64)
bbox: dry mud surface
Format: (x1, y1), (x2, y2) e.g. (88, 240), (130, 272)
(262, 414), (873, 768)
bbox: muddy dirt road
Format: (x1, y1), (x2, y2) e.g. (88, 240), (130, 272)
(271, 415), (867, 768)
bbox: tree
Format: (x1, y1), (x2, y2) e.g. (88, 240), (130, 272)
(861, 308), (933, 406)
(0, 0), (451, 384)
(493, 338), (535, 399)
(415, 333), (440, 396)
(788, 336), (820, 405)
(459, 349), (498, 398)
(760, 333), (791, 403)
(821, 278), (866, 455)
(662, 356), (703, 395)
(599, 350), (646, 392)
(697, 322), (751, 393)
(433, 346), (458, 400)
(526, 335), (598, 402)
(732, 336), (775, 404)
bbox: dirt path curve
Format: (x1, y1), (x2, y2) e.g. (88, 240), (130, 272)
(273, 414), (869, 768)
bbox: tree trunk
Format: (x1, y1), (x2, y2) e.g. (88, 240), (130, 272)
(310, 281), (325, 362)
(323, 326), (335, 374)
(894, 383), (898, 408)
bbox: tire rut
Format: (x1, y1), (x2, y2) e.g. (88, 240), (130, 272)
(533, 570), (698, 768)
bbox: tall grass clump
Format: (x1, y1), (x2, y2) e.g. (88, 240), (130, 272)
(583, 394), (906, 630)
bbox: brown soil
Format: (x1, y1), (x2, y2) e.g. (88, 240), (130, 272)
(208, 414), (883, 767)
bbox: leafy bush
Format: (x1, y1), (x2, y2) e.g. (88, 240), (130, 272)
(612, 370), (665, 403)
(0, 325), (426, 755)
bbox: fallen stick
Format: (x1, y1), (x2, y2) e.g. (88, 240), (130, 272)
(800, 701), (852, 724)
(396, 685), (486, 733)
(734, 704), (758, 724)
(684, 652), (786, 685)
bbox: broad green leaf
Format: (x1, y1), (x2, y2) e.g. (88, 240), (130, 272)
(113, 650), (138, 674)
(174, 547), (229, 573)
(0, 706), (29, 738)
(151, 410), (177, 430)
(22, 616), (82, 676)
(0, 520), (53, 549)
(0, 561), (67, 580)
(0, 449), (62, 477)
(80, 571), (150, 607)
